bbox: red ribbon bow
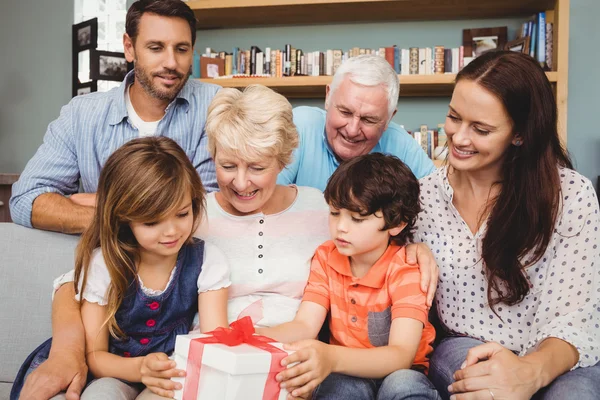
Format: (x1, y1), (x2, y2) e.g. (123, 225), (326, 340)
(183, 316), (287, 400)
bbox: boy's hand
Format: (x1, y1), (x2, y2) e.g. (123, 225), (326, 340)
(140, 352), (185, 398)
(277, 340), (333, 398)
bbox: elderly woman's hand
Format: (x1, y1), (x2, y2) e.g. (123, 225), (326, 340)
(405, 243), (439, 307)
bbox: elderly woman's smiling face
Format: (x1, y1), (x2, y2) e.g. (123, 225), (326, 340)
(214, 144), (283, 216)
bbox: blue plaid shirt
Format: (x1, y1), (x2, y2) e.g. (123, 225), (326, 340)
(10, 71), (220, 228)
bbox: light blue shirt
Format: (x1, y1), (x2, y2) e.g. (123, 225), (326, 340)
(277, 106), (435, 191)
(10, 71), (220, 228)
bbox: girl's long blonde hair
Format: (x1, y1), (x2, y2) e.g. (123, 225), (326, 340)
(74, 137), (206, 339)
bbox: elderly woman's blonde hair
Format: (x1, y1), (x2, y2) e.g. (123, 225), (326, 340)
(206, 84), (299, 167)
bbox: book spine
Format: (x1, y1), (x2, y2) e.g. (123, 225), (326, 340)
(409, 47), (419, 74)
(545, 22), (553, 71)
(418, 48), (426, 75)
(434, 46), (444, 74)
(333, 50), (342, 75)
(250, 46), (257, 75)
(536, 12), (546, 67)
(444, 49), (452, 73)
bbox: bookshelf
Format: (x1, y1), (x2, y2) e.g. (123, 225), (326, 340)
(200, 72), (559, 99)
(191, 0), (570, 142)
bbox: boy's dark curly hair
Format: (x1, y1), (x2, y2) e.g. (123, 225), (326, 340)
(324, 153), (421, 246)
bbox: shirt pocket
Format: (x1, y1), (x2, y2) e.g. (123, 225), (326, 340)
(367, 306), (392, 347)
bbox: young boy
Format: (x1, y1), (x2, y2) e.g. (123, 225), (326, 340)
(258, 153), (439, 400)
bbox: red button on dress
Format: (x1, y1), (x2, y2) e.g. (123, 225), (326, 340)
(146, 319), (156, 327)
(140, 338), (150, 345)
(123, 352), (131, 357)
(148, 301), (160, 310)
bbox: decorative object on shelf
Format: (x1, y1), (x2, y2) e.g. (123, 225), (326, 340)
(462, 27), (508, 58)
(72, 18), (97, 51)
(71, 17), (98, 97)
(505, 37), (531, 54)
(200, 56), (224, 78)
(90, 50), (132, 82)
(76, 81), (98, 96)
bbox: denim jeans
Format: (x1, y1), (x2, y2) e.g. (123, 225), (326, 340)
(313, 369), (442, 400)
(429, 336), (600, 400)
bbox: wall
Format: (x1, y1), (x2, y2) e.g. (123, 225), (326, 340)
(566, 0), (599, 182)
(0, 0), (73, 172)
(0, 2), (598, 184)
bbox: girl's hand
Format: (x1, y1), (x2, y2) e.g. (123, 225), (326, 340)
(448, 342), (542, 400)
(140, 352), (186, 398)
(277, 340), (333, 399)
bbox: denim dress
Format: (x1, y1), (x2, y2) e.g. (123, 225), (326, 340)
(11, 238), (205, 400)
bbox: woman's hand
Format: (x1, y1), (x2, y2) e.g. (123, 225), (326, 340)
(276, 340), (334, 399)
(140, 352), (186, 398)
(405, 243), (439, 307)
(448, 342), (542, 400)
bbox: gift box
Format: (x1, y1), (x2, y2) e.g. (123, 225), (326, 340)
(173, 317), (293, 400)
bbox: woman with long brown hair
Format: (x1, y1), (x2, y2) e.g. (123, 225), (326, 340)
(416, 51), (600, 399)
(12, 137), (229, 400)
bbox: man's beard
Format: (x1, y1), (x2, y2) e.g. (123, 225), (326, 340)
(134, 63), (189, 102)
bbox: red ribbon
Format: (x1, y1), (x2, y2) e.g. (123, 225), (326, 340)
(183, 316), (287, 400)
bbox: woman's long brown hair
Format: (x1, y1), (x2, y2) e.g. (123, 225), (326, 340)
(455, 51), (572, 309)
(73, 137), (206, 339)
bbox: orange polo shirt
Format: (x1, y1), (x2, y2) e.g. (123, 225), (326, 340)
(302, 241), (435, 371)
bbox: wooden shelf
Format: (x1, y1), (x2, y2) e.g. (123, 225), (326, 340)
(199, 72), (558, 98)
(187, 0), (556, 29)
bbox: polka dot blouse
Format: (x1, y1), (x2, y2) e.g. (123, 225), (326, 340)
(415, 167), (600, 368)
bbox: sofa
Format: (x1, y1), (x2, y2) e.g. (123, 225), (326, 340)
(0, 223), (80, 400)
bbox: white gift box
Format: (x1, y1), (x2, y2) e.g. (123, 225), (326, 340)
(173, 333), (294, 400)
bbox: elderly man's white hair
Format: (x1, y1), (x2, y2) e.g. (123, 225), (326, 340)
(327, 54), (400, 120)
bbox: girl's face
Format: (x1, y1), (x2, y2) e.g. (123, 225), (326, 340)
(445, 80), (520, 175)
(214, 144), (283, 216)
(129, 194), (194, 260)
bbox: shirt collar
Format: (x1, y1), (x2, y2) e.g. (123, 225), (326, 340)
(108, 70), (192, 126)
(326, 244), (401, 289)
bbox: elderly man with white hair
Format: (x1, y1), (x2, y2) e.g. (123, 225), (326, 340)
(277, 54), (435, 191)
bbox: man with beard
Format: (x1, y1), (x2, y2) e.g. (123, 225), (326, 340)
(10, 0), (218, 234)
(11, 1), (219, 399)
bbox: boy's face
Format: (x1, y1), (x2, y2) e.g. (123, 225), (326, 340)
(328, 206), (404, 263)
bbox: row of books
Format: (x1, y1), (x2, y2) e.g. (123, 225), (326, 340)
(201, 45), (467, 79)
(404, 124), (448, 161)
(519, 12), (553, 70)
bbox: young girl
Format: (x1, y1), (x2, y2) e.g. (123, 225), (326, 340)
(11, 137), (230, 400)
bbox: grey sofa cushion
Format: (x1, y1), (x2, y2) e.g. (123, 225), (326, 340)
(0, 223), (79, 386)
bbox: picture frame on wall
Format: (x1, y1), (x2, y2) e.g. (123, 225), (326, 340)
(90, 50), (132, 82)
(75, 81), (98, 97)
(462, 27), (508, 58)
(504, 36), (531, 54)
(72, 18), (98, 51)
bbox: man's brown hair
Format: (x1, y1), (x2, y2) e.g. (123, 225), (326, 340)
(126, 0), (197, 46)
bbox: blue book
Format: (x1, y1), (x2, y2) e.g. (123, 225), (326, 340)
(536, 12), (546, 66)
(529, 19), (537, 58)
(232, 47), (238, 75)
(394, 46), (400, 74)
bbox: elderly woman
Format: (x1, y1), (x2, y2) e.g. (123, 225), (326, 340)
(199, 84), (438, 330)
(198, 84), (330, 327)
(417, 51), (600, 400)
